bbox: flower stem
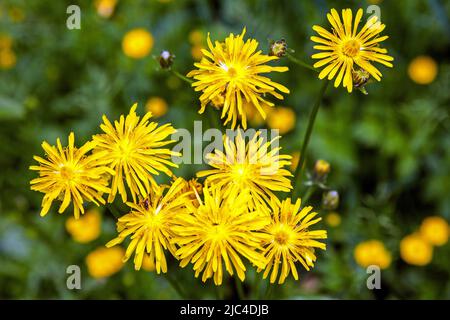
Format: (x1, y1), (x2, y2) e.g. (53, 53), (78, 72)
(171, 69), (193, 84)
(163, 272), (187, 299)
(286, 52), (318, 73)
(235, 277), (245, 300)
(291, 80), (329, 198)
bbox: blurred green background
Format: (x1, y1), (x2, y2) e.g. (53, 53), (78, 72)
(0, 0), (449, 299)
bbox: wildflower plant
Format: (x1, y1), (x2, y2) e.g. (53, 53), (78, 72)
(28, 6), (396, 299)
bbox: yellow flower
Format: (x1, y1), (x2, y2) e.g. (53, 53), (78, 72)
(106, 178), (190, 273)
(173, 185), (268, 285)
(145, 97), (168, 118)
(244, 100), (272, 127)
(191, 44), (204, 61)
(400, 233), (433, 266)
(407, 56), (438, 85)
(314, 159), (331, 176)
(325, 212), (341, 227)
(142, 254), (156, 272)
(66, 208), (102, 243)
(30, 132), (113, 219)
(0, 49), (16, 69)
(259, 198), (327, 284)
(122, 28), (153, 59)
(311, 8), (393, 92)
(93, 103), (179, 203)
(95, 0), (117, 18)
(420, 216), (448, 246)
(197, 130), (292, 211)
(86, 247), (125, 278)
(189, 29), (204, 45)
(266, 107), (296, 134)
(0, 34), (12, 50)
(187, 28), (290, 129)
(176, 177), (203, 207)
(290, 151), (300, 172)
(354, 240), (391, 269)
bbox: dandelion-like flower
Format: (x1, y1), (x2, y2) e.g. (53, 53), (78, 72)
(173, 185), (268, 285)
(260, 198), (327, 284)
(197, 130), (292, 211)
(311, 8), (393, 92)
(106, 178), (190, 273)
(187, 28), (290, 129)
(30, 132), (113, 219)
(93, 103), (179, 203)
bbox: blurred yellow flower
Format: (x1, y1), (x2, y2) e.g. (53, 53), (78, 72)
(145, 97), (168, 117)
(290, 151), (300, 172)
(0, 34), (12, 50)
(0, 49), (16, 69)
(266, 107), (296, 134)
(187, 28), (289, 129)
(354, 240), (391, 269)
(122, 28), (154, 59)
(189, 29), (204, 45)
(419, 216), (448, 246)
(8, 7), (25, 23)
(325, 212), (341, 227)
(408, 56), (438, 85)
(244, 100), (272, 127)
(311, 8), (393, 92)
(400, 234), (433, 266)
(260, 198), (327, 284)
(66, 208), (102, 243)
(86, 247), (125, 279)
(314, 159), (330, 176)
(95, 0), (117, 18)
(141, 254), (155, 272)
(191, 45), (204, 61)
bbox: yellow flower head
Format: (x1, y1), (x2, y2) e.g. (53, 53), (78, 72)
(259, 198), (327, 284)
(187, 28), (290, 129)
(266, 106), (296, 135)
(311, 8), (394, 92)
(106, 178), (190, 273)
(400, 233), (433, 266)
(93, 103), (179, 203)
(95, 0), (117, 18)
(86, 246), (125, 279)
(30, 132), (113, 219)
(325, 212), (341, 227)
(145, 97), (168, 118)
(197, 130), (292, 211)
(66, 208), (102, 243)
(408, 56), (438, 85)
(354, 240), (391, 269)
(419, 216), (448, 246)
(0, 49), (16, 69)
(173, 185), (268, 285)
(122, 28), (153, 59)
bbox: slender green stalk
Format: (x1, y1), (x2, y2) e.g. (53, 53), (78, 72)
(163, 273), (187, 299)
(286, 52), (318, 73)
(301, 185), (316, 204)
(171, 69), (193, 84)
(291, 80), (329, 198)
(235, 277), (245, 300)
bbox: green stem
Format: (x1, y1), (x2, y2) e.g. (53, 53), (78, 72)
(291, 80), (329, 198)
(301, 185), (316, 204)
(171, 69), (193, 84)
(235, 277), (245, 300)
(286, 52), (318, 73)
(163, 272), (187, 299)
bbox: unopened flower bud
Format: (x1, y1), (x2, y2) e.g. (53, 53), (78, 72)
(158, 50), (175, 69)
(314, 159), (330, 178)
(352, 68), (370, 95)
(322, 190), (339, 210)
(269, 39), (287, 57)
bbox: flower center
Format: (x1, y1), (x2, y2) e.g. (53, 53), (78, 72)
(228, 67), (238, 78)
(59, 165), (74, 180)
(342, 39), (360, 57)
(117, 138), (134, 160)
(274, 230), (289, 245)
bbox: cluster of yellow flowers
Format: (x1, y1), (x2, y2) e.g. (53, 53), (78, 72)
(30, 8), (396, 285)
(0, 34), (16, 69)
